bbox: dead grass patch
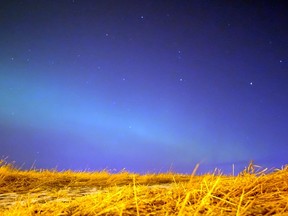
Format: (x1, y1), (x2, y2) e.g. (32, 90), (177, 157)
(0, 160), (287, 215)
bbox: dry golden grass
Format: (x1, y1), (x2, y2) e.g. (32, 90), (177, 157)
(0, 160), (288, 215)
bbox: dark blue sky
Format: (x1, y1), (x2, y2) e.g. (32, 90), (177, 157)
(0, 1), (287, 174)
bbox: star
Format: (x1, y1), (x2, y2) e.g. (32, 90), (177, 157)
(250, 82), (253, 86)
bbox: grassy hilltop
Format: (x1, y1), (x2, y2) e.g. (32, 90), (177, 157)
(0, 160), (287, 215)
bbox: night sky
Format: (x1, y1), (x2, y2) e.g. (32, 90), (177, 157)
(0, 1), (287, 174)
